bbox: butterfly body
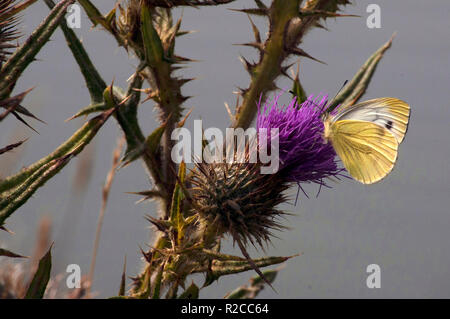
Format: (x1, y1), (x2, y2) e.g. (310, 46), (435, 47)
(323, 97), (410, 184)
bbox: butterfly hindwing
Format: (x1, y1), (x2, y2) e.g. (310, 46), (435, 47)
(332, 98), (410, 144)
(329, 119), (399, 184)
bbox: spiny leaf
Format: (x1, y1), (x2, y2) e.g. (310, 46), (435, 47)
(0, 109), (115, 225)
(250, 268), (279, 286)
(327, 33), (395, 112)
(146, 121), (168, 154)
(225, 268), (280, 299)
(65, 102), (108, 121)
(0, 108), (115, 193)
(201, 249), (246, 262)
(0, 154), (73, 225)
(24, 244), (52, 299)
(141, 4), (164, 67)
(203, 255), (295, 287)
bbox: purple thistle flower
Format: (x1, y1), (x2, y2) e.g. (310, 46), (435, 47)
(257, 92), (342, 185)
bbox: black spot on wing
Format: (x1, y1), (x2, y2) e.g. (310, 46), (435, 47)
(385, 120), (393, 130)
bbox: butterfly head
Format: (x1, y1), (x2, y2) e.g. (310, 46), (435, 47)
(322, 114), (333, 144)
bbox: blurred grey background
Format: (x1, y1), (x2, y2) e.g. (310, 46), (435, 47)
(1, 0), (449, 298)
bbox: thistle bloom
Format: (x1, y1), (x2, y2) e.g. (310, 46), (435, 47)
(257, 93), (342, 185)
(190, 93), (343, 249)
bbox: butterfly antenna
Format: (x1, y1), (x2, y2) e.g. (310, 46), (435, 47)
(324, 80), (348, 114)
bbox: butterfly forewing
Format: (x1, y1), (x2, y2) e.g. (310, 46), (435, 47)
(329, 120), (399, 184)
(332, 98), (410, 143)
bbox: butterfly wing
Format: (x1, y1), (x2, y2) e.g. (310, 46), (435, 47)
(331, 98), (410, 144)
(329, 119), (399, 184)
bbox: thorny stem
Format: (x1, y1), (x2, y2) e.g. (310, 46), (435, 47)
(232, 0), (301, 129)
(232, 0), (347, 129)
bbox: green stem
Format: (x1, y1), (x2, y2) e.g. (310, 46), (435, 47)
(232, 0), (300, 129)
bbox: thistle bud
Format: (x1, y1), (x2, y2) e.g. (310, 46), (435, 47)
(190, 159), (288, 248)
(117, 0), (143, 52)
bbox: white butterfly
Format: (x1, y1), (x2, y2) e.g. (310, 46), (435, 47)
(323, 98), (410, 184)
